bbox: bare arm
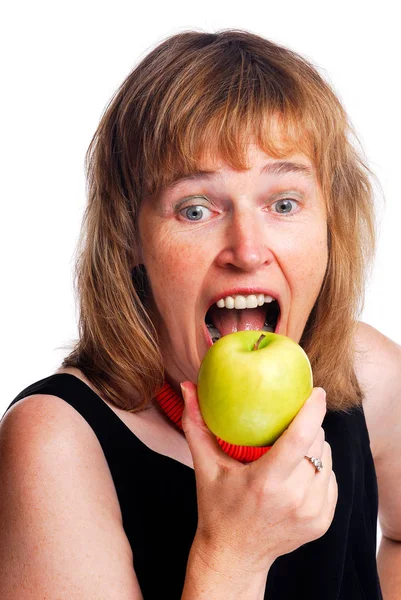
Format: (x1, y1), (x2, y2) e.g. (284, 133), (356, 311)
(0, 395), (144, 600)
(181, 538), (269, 600)
(377, 536), (401, 599)
(354, 322), (401, 596)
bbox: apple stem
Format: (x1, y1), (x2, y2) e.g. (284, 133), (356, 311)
(253, 334), (266, 351)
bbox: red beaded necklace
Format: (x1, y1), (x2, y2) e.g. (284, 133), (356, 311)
(154, 381), (271, 463)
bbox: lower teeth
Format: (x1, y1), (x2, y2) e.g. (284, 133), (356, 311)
(207, 322), (274, 343)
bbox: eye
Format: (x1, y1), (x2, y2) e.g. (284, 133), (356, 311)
(179, 205), (213, 222)
(271, 198), (299, 215)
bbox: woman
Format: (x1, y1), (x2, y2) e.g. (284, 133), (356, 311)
(1, 30), (399, 599)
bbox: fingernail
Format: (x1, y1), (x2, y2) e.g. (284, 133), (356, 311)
(180, 383), (186, 397)
(318, 388), (326, 401)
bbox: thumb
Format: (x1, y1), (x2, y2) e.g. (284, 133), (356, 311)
(180, 381), (235, 473)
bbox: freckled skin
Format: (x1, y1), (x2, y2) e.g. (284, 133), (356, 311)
(137, 145), (328, 393)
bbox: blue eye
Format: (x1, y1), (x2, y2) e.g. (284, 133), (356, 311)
(272, 198), (298, 215)
(180, 205), (212, 221)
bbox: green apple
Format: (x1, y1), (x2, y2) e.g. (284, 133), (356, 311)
(197, 331), (313, 446)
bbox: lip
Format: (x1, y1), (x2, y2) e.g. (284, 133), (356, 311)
(203, 322), (215, 349)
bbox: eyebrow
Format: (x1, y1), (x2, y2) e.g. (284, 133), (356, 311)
(260, 160), (315, 180)
(166, 170), (219, 190)
(166, 160), (315, 189)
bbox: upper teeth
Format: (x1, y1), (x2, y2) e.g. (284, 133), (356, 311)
(216, 294), (275, 309)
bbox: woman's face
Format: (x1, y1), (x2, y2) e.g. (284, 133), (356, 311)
(138, 144), (328, 391)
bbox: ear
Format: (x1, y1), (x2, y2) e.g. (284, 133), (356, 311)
(131, 264), (149, 291)
(131, 263), (147, 278)
(131, 242), (145, 269)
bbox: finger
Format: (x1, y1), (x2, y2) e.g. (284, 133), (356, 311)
(308, 439), (332, 478)
(288, 441), (334, 524)
(290, 427), (326, 489)
(310, 464), (338, 536)
(305, 426), (326, 467)
(328, 470), (338, 519)
(180, 381), (237, 475)
(305, 441), (335, 513)
(256, 387), (327, 479)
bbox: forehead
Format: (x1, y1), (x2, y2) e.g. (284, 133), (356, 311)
(164, 147), (316, 191)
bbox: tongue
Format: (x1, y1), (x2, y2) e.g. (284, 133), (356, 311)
(207, 305), (266, 337)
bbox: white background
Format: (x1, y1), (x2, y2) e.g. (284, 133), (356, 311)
(2, 0), (400, 552)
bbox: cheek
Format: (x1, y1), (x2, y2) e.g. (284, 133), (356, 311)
(284, 227), (328, 289)
(142, 232), (203, 298)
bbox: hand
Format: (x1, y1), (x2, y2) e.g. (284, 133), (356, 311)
(181, 382), (338, 575)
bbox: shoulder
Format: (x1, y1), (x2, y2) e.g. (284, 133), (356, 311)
(353, 321), (401, 461)
(353, 321), (401, 403)
(0, 391), (124, 523)
(354, 320), (401, 358)
(0, 392), (142, 598)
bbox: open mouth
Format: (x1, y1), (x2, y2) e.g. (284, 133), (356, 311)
(205, 297), (281, 344)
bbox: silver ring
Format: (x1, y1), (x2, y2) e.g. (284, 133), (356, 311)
(305, 455), (323, 472)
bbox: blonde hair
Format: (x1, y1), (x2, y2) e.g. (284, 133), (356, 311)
(61, 30), (379, 413)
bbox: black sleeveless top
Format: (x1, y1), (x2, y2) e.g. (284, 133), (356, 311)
(3, 373), (383, 599)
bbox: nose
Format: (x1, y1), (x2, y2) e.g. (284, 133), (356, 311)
(215, 208), (274, 272)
